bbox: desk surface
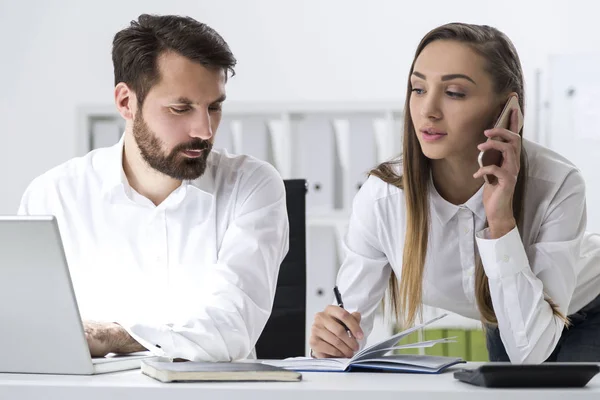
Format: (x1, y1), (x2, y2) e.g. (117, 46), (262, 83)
(1, 363), (599, 400)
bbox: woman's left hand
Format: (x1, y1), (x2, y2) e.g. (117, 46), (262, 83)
(473, 109), (521, 239)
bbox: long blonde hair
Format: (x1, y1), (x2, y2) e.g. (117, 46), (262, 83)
(371, 23), (568, 328)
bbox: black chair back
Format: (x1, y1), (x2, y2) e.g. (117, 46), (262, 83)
(255, 179), (307, 359)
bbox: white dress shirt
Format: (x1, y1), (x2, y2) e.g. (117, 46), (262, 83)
(337, 138), (600, 364)
(18, 137), (289, 362)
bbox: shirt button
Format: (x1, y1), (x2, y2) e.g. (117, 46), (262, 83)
(502, 255), (510, 263)
(463, 227), (469, 234)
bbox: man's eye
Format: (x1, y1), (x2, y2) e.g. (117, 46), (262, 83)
(170, 107), (191, 114)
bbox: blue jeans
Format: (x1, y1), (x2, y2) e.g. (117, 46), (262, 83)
(486, 293), (600, 362)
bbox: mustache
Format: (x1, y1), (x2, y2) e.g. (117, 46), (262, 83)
(173, 139), (212, 152)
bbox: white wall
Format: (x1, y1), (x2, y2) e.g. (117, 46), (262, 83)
(1, 0), (600, 216)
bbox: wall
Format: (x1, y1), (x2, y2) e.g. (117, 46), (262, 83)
(1, 0), (599, 223)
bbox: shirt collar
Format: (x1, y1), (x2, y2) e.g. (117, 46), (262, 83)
(429, 175), (486, 225)
(100, 134), (215, 203)
(100, 134), (128, 200)
(188, 155), (215, 197)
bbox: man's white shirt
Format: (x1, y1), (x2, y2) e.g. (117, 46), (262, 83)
(18, 136), (289, 362)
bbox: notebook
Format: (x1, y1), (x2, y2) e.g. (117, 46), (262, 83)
(141, 359), (302, 382)
(264, 313), (465, 373)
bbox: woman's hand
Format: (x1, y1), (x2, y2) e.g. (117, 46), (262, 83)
(309, 305), (363, 358)
(473, 109), (521, 238)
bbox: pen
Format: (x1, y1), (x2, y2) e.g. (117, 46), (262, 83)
(333, 286), (352, 337)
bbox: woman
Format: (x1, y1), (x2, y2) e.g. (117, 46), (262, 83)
(309, 23), (600, 364)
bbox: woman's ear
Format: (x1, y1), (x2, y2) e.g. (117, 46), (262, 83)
(114, 83), (137, 121)
(497, 92), (519, 109)
(493, 91), (519, 119)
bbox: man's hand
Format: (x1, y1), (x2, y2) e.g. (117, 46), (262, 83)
(83, 321), (146, 357)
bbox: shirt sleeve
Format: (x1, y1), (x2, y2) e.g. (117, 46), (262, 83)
(336, 177), (393, 348)
(17, 177), (47, 215)
(123, 163), (289, 361)
(475, 169), (587, 364)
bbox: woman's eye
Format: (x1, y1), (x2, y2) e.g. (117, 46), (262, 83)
(446, 91), (466, 99)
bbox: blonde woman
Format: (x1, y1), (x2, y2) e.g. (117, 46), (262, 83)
(309, 23), (600, 364)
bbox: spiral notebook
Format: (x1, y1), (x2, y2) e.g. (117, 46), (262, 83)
(264, 313), (464, 373)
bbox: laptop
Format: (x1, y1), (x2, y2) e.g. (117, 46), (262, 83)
(0, 216), (154, 374)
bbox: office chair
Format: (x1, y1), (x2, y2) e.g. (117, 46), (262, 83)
(255, 179), (307, 359)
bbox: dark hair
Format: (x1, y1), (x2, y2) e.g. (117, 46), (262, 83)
(112, 14), (237, 105)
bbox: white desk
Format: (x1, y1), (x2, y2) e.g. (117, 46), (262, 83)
(1, 364), (598, 400)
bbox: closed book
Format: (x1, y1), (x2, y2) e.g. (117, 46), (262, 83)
(141, 360), (302, 383)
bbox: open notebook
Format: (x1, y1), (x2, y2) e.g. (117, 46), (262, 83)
(264, 313), (465, 373)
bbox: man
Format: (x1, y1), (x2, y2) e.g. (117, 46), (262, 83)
(18, 14), (289, 362)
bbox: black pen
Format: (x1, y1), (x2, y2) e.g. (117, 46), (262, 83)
(333, 286), (352, 337)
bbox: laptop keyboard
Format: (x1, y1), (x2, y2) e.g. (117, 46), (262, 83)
(92, 353), (153, 364)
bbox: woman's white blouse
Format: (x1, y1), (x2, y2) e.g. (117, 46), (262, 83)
(337, 139), (600, 364)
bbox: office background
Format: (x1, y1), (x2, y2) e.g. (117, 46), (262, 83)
(1, 0), (599, 359)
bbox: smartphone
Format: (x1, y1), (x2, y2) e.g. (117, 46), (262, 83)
(477, 95), (524, 184)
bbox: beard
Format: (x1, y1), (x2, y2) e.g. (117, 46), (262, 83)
(132, 109), (212, 180)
